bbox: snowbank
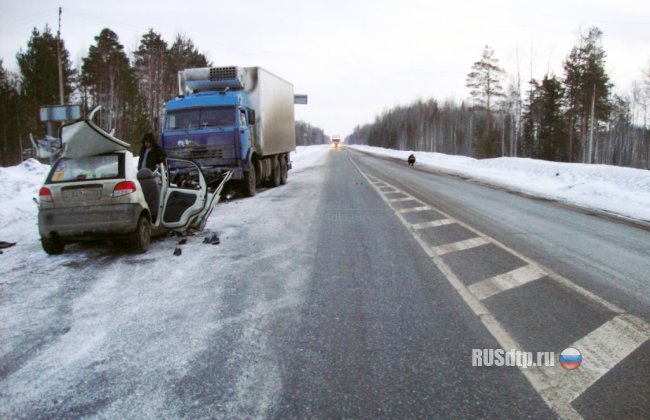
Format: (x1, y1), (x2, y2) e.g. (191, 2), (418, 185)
(350, 145), (650, 222)
(0, 159), (50, 240)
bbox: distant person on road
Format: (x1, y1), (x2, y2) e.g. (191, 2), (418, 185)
(408, 153), (416, 166)
(138, 133), (165, 171)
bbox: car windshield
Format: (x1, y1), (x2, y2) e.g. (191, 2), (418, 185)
(165, 107), (236, 131)
(49, 154), (122, 183)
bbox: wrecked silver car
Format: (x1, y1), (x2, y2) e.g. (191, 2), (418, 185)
(37, 118), (230, 254)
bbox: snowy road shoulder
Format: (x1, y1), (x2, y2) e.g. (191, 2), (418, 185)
(0, 145), (331, 418)
(349, 145), (650, 223)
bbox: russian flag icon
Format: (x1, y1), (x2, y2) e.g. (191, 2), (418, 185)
(560, 347), (582, 370)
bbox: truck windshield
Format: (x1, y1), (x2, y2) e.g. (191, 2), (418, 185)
(165, 107), (236, 131)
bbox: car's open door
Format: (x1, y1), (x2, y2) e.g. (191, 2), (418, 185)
(159, 158), (208, 230)
(188, 171), (233, 231)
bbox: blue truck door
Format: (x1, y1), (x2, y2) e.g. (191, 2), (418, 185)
(239, 108), (251, 160)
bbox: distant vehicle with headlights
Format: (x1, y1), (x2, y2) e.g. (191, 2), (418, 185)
(331, 135), (341, 149)
(37, 118), (230, 255)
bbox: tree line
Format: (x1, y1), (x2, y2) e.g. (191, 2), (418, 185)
(295, 120), (329, 146)
(347, 27), (650, 169)
(0, 25), (328, 166)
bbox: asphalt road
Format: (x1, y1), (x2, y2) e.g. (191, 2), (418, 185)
(2, 147), (648, 419)
(342, 148), (650, 419)
(271, 150), (554, 418)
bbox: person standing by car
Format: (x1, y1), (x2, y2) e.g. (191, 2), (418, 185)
(138, 133), (165, 171)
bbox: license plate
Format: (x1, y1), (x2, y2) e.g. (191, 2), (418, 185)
(62, 187), (102, 202)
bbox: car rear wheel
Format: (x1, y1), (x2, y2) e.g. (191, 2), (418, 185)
(131, 215), (151, 253)
(41, 237), (64, 255)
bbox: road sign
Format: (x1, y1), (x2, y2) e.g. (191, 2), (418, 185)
(39, 104), (81, 122)
(294, 94), (308, 105)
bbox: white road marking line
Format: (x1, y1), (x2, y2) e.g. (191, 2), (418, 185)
(469, 265), (547, 301)
(347, 155), (650, 419)
(398, 206), (431, 214)
(542, 314), (650, 405)
(388, 197), (414, 202)
(431, 237), (490, 256)
(411, 219), (454, 230)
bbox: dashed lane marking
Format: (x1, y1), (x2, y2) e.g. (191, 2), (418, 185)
(411, 219), (455, 230)
(354, 158), (650, 419)
(469, 265), (548, 301)
(388, 197), (415, 203)
(398, 206), (431, 214)
(431, 237), (490, 256)
(542, 314), (650, 405)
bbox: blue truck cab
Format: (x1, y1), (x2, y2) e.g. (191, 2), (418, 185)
(161, 66), (297, 197)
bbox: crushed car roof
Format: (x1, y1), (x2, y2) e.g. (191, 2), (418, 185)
(60, 119), (131, 159)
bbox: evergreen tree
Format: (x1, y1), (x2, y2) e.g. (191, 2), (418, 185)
(563, 27), (612, 162)
(295, 121), (328, 145)
(537, 76), (567, 161)
(466, 45), (506, 157)
(80, 28), (146, 146)
(16, 25), (75, 137)
(0, 60), (24, 165)
(133, 29), (168, 133)
(165, 34), (210, 98)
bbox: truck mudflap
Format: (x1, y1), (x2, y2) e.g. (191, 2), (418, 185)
(190, 170), (233, 232)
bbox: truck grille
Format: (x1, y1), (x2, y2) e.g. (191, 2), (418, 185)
(167, 145), (236, 160)
(209, 67), (237, 81)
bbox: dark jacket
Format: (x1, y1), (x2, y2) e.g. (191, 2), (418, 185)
(138, 144), (165, 171)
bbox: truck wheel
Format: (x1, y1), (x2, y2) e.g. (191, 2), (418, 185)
(242, 166), (256, 197)
(269, 156), (281, 187)
(41, 237), (64, 255)
(280, 155), (288, 185)
(131, 215), (151, 253)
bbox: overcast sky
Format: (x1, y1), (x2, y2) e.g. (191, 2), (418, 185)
(1, 0), (649, 137)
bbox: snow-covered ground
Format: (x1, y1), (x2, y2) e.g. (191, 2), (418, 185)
(0, 145), (331, 418)
(350, 145), (650, 222)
